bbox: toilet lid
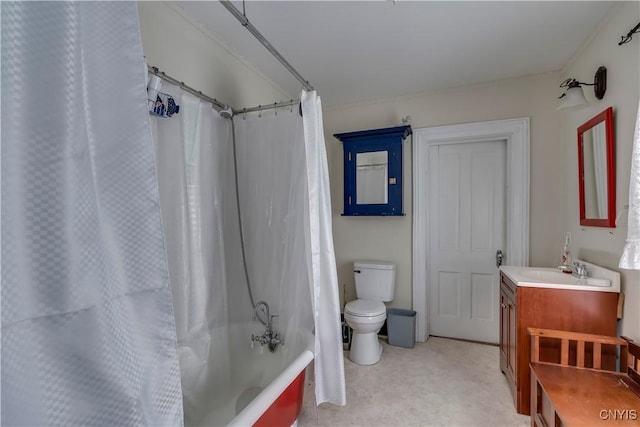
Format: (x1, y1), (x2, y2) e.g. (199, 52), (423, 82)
(345, 300), (386, 317)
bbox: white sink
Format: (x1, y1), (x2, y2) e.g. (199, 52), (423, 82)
(521, 269), (612, 287)
(519, 269), (580, 285)
(501, 261), (619, 293)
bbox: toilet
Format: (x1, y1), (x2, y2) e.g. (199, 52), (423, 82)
(344, 260), (396, 365)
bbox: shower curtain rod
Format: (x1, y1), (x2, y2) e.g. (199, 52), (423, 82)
(148, 65), (227, 110)
(235, 99), (300, 115)
(219, 0), (314, 92)
(148, 65), (299, 115)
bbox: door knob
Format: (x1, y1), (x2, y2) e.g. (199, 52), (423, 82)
(496, 250), (504, 268)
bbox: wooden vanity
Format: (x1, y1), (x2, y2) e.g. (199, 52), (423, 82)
(499, 268), (619, 415)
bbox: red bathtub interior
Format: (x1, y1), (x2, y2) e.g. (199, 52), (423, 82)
(253, 370), (306, 427)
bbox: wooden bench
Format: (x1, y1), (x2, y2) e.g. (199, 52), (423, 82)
(622, 332), (640, 399)
(528, 328), (640, 426)
(529, 327), (628, 371)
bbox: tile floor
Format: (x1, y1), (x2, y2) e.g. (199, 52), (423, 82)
(298, 337), (530, 426)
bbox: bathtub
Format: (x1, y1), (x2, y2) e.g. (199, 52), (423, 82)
(186, 322), (314, 427)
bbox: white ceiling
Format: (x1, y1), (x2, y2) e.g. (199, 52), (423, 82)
(176, 1), (615, 107)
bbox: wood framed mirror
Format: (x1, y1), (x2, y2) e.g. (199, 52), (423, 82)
(577, 106), (615, 227)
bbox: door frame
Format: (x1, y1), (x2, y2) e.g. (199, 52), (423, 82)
(412, 118), (530, 342)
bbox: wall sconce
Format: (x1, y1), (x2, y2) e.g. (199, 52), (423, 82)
(557, 66), (607, 110)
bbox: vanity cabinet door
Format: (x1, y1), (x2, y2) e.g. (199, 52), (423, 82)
(500, 289), (509, 370)
(499, 275), (517, 403)
(507, 298), (517, 381)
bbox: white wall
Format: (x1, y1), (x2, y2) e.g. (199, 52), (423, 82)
(560, 2), (640, 340)
(137, 2), (290, 110)
(324, 73), (563, 312)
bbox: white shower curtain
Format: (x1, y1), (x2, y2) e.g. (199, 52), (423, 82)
(233, 103), (315, 355)
(620, 100), (640, 269)
(150, 85), (238, 424)
(152, 85), (345, 420)
(301, 91), (347, 406)
(233, 93), (345, 406)
(1, 2), (183, 425)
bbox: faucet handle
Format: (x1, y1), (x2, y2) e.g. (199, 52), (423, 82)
(572, 263), (588, 277)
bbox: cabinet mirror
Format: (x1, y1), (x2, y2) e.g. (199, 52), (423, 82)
(356, 150), (389, 204)
(577, 106), (615, 227)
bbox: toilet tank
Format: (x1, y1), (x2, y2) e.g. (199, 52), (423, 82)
(353, 260), (396, 302)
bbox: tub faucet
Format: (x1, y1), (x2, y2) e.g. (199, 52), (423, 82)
(251, 301), (284, 352)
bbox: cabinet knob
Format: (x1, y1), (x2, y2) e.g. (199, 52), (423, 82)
(501, 303), (507, 309)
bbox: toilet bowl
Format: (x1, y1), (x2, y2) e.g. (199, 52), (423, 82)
(344, 300), (386, 365)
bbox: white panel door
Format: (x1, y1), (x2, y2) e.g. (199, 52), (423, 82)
(428, 140), (506, 344)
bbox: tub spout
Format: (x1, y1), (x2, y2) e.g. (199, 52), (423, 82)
(268, 336), (282, 353)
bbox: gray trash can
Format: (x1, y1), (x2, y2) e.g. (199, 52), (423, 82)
(387, 308), (416, 348)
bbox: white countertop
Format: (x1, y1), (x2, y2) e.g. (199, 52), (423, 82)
(500, 265), (620, 293)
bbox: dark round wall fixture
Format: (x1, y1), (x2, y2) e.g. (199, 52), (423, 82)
(594, 66), (607, 100)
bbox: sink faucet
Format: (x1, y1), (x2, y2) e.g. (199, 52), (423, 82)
(251, 301), (284, 352)
(572, 262), (589, 279)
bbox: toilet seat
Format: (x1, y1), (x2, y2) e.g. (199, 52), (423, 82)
(345, 299), (386, 317)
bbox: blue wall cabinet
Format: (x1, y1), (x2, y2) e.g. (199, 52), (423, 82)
(335, 125), (411, 216)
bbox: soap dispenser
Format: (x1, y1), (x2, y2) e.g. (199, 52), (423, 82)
(561, 233), (572, 270)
